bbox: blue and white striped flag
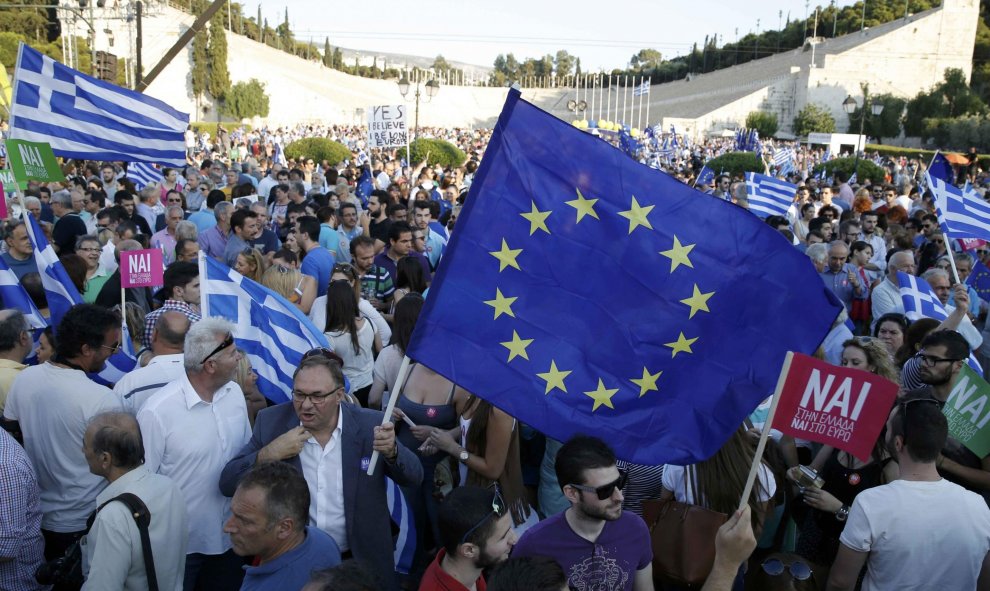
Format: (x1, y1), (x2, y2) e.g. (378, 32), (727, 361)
(897, 271), (983, 375)
(928, 171), (990, 242)
(386, 477), (416, 574)
(744, 172), (796, 219)
(200, 254), (330, 403)
(0, 257), (47, 331)
(633, 80), (650, 97)
(127, 162), (163, 191)
(9, 43), (188, 167)
(849, 172), (857, 185)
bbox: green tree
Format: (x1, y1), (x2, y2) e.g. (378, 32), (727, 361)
(630, 48), (662, 69)
(256, 5), (262, 41)
(846, 88), (906, 142)
(277, 7), (292, 52)
(323, 38), (332, 67)
(554, 50), (575, 78)
(905, 68), (988, 136)
(574, 57), (581, 77)
(207, 9), (230, 102)
(332, 47), (343, 69)
(190, 0), (209, 103)
(223, 78), (269, 119)
(745, 111), (779, 138)
(792, 103), (836, 136)
(432, 55), (451, 76)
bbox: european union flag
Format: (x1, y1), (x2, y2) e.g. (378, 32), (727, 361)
(967, 259), (990, 304)
(929, 152), (954, 186)
(355, 166), (374, 207)
(696, 165), (715, 187)
(405, 90), (841, 464)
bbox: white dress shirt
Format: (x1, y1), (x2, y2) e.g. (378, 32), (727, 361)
(298, 411), (348, 551)
(137, 375), (250, 555)
(113, 353), (186, 413)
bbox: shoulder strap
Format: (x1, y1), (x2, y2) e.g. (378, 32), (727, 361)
(97, 493), (160, 591)
(444, 381), (457, 405)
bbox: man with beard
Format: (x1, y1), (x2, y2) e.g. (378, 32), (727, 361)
(826, 392), (990, 591)
(905, 330), (990, 494)
(418, 486), (518, 591)
(512, 436), (653, 591)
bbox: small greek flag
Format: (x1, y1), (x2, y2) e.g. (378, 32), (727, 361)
(127, 162), (164, 191)
(744, 172), (796, 219)
(928, 171), (990, 242)
(633, 80), (650, 96)
(386, 477), (416, 574)
(897, 271), (983, 375)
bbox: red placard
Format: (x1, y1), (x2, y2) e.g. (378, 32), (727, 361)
(121, 248), (164, 288)
(772, 352), (899, 461)
(959, 238), (988, 252)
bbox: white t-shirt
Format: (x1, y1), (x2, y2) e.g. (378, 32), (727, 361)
(661, 463), (776, 505)
(3, 363), (121, 531)
(840, 478), (990, 591)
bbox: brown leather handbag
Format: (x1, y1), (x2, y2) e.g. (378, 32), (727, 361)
(641, 468), (728, 588)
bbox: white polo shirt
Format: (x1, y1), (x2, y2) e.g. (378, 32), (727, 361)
(112, 353), (186, 413)
(137, 374), (250, 556)
(3, 363), (120, 531)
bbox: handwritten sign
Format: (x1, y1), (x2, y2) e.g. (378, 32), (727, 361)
(121, 249), (164, 288)
(772, 352), (899, 460)
(367, 105), (408, 148)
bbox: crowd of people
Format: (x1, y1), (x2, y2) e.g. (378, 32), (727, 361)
(0, 121), (989, 591)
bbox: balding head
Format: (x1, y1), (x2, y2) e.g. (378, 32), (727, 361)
(84, 411), (145, 475)
(827, 241), (849, 273)
(152, 310), (191, 354)
(115, 239), (143, 262)
(887, 251), (917, 281)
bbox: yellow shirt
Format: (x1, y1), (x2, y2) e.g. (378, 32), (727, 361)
(0, 358), (27, 414)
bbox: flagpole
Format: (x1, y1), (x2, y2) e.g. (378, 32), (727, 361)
(606, 75), (612, 124)
(636, 77), (643, 132)
(645, 78), (651, 129)
(590, 75), (596, 125)
(198, 251), (210, 319)
(623, 75), (629, 126)
(367, 354), (413, 475)
(738, 351), (793, 512)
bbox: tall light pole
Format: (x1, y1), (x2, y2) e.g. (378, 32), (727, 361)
(397, 76), (440, 139)
(842, 94), (885, 179)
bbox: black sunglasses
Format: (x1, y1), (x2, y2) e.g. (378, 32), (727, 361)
(201, 332), (234, 364)
(459, 487), (506, 545)
(761, 558), (812, 581)
(568, 470), (628, 500)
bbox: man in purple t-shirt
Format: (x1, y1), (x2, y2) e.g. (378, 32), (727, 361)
(512, 436), (654, 591)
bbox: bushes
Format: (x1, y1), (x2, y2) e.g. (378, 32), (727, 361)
(812, 157), (885, 183)
(284, 138), (351, 166)
(704, 152), (765, 177)
(745, 111), (779, 139)
(409, 138), (466, 168)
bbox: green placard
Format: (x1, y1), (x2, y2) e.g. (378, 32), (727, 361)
(945, 364), (990, 458)
(4, 139), (65, 189)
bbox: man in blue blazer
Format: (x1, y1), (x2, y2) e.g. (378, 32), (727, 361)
(220, 355), (422, 590)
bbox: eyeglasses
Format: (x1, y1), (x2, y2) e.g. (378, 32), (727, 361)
(761, 558), (812, 581)
(201, 332), (234, 364)
(77, 247), (101, 253)
(914, 352), (963, 367)
(292, 386), (343, 405)
(568, 470), (628, 500)
(459, 487), (506, 545)
(100, 342), (121, 354)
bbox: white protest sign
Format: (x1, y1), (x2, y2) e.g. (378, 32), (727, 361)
(367, 105), (408, 148)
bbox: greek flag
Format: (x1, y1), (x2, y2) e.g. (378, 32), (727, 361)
(744, 172), (796, 219)
(897, 271), (983, 375)
(386, 477), (416, 574)
(9, 44), (188, 167)
(928, 171), (990, 242)
(127, 162), (163, 190)
(633, 80), (650, 96)
(200, 255), (331, 403)
(849, 172), (857, 185)
(0, 257), (46, 331)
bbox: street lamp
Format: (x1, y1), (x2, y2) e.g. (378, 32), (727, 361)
(842, 94), (884, 181)
(397, 76), (440, 139)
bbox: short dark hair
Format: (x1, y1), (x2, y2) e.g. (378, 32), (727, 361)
(350, 235), (375, 256)
(891, 392), (949, 463)
(316, 206), (336, 224)
(0, 310), (28, 352)
(163, 261), (199, 298)
(295, 216), (321, 242)
(386, 202), (407, 218)
(919, 330), (970, 361)
(113, 190), (134, 205)
(88, 412), (145, 469)
(55, 304), (120, 359)
(488, 556), (568, 591)
(305, 562), (383, 591)
(338, 202), (357, 215)
(293, 354), (345, 387)
(237, 462), (310, 531)
(555, 435), (616, 490)
(175, 238), (197, 256)
(206, 190), (227, 209)
(413, 199), (432, 214)
(272, 248), (298, 265)
(873, 313), (908, 337)
(437, 486), (504, 555)
(230, 209), (258, 233)
(388, 221), (413, 243)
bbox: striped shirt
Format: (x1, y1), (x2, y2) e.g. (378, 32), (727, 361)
(615, 460), (665, 517)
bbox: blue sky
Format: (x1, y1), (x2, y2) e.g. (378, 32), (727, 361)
(273, 0), (858, 70)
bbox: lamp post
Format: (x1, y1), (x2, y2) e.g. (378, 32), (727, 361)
(397, 76), (439, 139)
(842, 94), (884, 180)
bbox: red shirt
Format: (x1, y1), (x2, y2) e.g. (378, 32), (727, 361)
(418, 548), (487, 591)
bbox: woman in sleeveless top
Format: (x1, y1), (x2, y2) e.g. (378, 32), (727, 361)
(323, 280), (380, 406)
(391, 363), (470, 575)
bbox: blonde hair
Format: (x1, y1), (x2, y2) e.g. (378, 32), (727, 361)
(261, 264), (301, 300)
(233, 349), (254, 389)
(237, 248), (266, 282)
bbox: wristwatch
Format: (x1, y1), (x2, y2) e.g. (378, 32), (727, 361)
(835, 505), (850, 522)
(458, 448), (469, 463)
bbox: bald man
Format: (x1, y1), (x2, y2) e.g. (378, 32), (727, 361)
(113, 311), (191, 412)
(81, 412), (187, 590)
(0, 310), (32, 415)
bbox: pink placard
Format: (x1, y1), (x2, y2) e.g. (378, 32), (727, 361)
(121, 249), (164, 288)
(0, 182), (6, 219)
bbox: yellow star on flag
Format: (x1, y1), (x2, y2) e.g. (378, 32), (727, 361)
(565, 188), (600, 223)
(520, 201), (552, 235)
(489, 239), (522, 272)
(659, 236), (695, 273)
(536, 360), (572, 394)
(631, 368), (662, 397)
(483, 288), (517, 319)
(680, 284), (715, 319)
(617, 196), (655, 234)
(500, 330), (534, 362)
(584, 378), (619, 411)
(665, 332), (698, 358)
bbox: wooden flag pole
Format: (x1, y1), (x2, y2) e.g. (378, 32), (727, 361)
(738, 351), (793, 512)
(366, 354), (413, 476)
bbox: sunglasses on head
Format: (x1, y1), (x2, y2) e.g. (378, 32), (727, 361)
(459, 487), (506, 545)
(568, 470), (628, 500)
(201, 332), (234, 364)
(302, 346), (344, 366)
(761, 558), (812, 581)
